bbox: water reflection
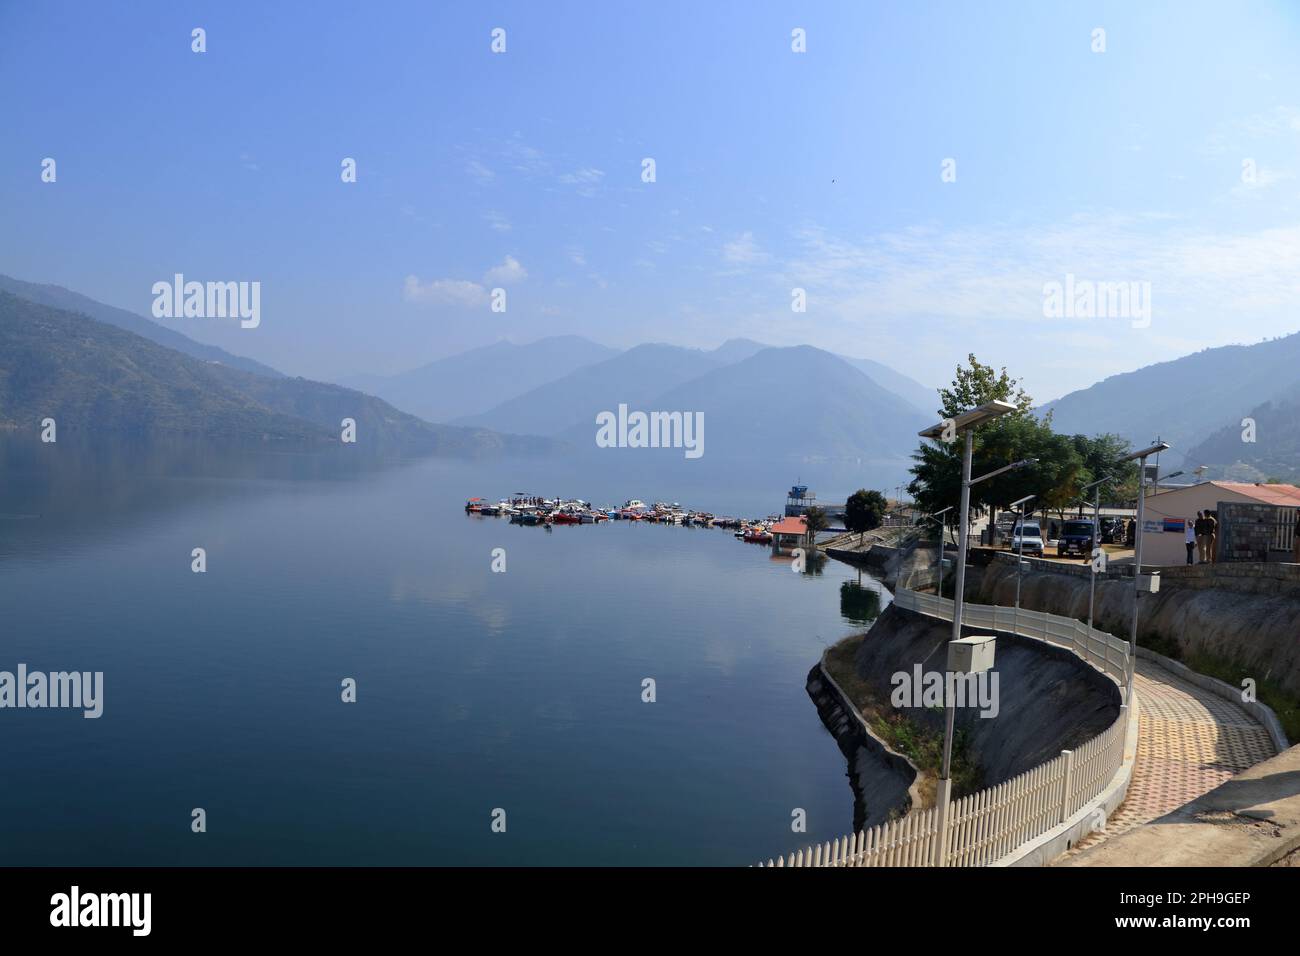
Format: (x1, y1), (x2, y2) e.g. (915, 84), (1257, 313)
(840, 577), (883, 625)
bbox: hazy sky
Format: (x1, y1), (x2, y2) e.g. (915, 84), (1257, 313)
(4, 1), (1300, 402)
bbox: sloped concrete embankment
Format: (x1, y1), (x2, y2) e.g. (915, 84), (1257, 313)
(840, 603), (1121, 791)
(976, 559), (1300, 701)
(806, 663), (919, 832)
(824, 536), (929, 591)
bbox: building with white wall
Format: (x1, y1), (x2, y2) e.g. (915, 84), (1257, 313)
(1138, 481), (1300, 566)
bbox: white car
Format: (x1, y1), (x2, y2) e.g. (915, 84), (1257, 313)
(1011, 522), (1044, 557)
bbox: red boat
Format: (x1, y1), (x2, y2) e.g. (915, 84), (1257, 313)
(552, 512), (582, 525)
(465, 497), (486, 513)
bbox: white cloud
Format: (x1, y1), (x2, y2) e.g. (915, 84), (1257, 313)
(504, 139), (548, 176)
(466, 158), (494, 184)
(484, 255), (527, 285)
(722, 231), (764, 265)
(403, 276), (487, 307)
(559, 167), (605, 197)
(404, 255), (528, 307)
(484, 210), (512, 232)
(709, 213), (1300, 400)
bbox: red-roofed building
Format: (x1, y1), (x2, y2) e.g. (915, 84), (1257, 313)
(770, 515), (807, 550)
(1141, 481), (1300, 565)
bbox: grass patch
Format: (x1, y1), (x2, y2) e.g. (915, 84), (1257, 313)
(823, 637), (984, 804)
(1101, 622), (1300, 744)
(1179, 651), (1300, 744)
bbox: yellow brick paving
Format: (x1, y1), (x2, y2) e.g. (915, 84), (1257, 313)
(1067, 658), (1277, 856)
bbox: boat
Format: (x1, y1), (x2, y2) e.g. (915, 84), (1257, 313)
(465, 497), (486, 513)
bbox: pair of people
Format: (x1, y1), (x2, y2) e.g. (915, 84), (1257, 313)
(1193, 511), (1217, 563)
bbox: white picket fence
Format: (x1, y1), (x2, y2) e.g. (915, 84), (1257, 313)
(759, 582), (1132, 868)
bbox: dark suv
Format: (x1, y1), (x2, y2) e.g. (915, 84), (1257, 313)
(1058, 519), (1095, 559)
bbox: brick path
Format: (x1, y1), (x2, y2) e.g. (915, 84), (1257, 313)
(1067, 658), (1277, 855)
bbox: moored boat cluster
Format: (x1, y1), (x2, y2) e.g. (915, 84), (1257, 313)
(465, 495), (779, 541)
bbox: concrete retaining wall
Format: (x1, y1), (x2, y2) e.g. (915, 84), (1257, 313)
(979, 554), (1300, 705)
(806, 658), (920, 831)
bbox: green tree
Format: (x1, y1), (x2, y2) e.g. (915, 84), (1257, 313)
(911, 355), (1040, 542)
(935, 354), (1035, 421)
(803, 505), (829, 548)
(910, 356), (1137, 545)
(844, 489), (887, 543)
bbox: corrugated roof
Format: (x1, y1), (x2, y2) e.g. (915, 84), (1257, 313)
(770, 516), (807, 535)
(1209, 481), (1300, 506)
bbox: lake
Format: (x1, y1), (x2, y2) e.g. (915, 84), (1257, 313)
(0, 439), (890, 865)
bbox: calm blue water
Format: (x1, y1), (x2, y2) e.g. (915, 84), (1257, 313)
(0, 439), (890, 865)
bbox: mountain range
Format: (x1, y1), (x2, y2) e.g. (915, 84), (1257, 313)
(10, 271), (1292, 479)
(0, 273), (284, 378)
(342, 335), (619, 423)
(0, 291), (553, 456)
(556, 345), (930, 461)
(1041, 331), (1300, 479)
(0, 276), (943, 465)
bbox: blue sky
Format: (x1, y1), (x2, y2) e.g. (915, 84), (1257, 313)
(3, 0), (1300, 402)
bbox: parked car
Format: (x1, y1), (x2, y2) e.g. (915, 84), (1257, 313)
(1010, 521), (1044, 557)
(1058, 519), (1095, 559)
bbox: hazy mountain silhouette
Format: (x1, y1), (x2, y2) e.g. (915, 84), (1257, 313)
(838, 355), (937, 415)
(709, 337), (770, 364)
(0, 273), (283, 378)
(0, 292), (555, 456)
(1184, 377), (1300, 480)
(557, 345), (928, 461)
(456, 343), (725, 436)
(707, 337), (936, 415)
(343, 335), (619, 423)
(1040, 331), (1300, 464)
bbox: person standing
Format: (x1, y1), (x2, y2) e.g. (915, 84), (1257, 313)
(1185, 519), (1196, 565)
(1206, 510), (1218, 563)
(1194, 511), (1209, 562)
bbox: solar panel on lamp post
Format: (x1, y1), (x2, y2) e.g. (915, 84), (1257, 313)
(917, 400), (1022, 866)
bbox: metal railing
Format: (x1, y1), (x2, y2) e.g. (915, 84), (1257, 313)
(759, 580), (1133, 867)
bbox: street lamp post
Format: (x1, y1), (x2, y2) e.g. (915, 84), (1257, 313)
(1120, 441), (1171, 702)
(1009, 494), (1035, 637)
(918, 401), (1022, 773)
(925, 506), (954, 597)
(1079, 475), (1114, 635)
(919, 400), (1029, 865)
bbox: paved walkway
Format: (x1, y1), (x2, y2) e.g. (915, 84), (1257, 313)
(1066, 657), (1277, 856)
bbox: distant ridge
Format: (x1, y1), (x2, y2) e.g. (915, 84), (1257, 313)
(0, 291), (555, 457)
(0, 273), (284, 379)
(1040, 331), (1300, 463)
(583, 345), (929, 460)
(343, 335), (619, 424)
(456, 343), (724, 435)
